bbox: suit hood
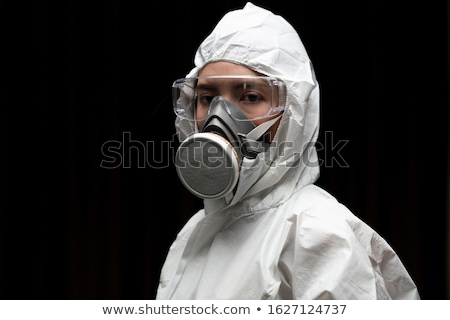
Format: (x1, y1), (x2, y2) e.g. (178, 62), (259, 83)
(175, 2), (320, 212)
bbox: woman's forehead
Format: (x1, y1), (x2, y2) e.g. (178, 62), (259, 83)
(199, 61), (260, 76)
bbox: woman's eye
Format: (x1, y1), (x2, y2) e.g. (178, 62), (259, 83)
(199, 95), (214, 105)
(242, 93), (262, 103)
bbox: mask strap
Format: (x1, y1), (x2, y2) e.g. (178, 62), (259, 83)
(246, 115), (282, 141)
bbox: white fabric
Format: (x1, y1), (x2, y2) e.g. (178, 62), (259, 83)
(157, 2), (420, 300)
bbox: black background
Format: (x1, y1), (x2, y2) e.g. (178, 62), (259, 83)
(0, 0), (448, 299)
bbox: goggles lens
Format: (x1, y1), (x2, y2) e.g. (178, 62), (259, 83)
(172, 75), (286, 121)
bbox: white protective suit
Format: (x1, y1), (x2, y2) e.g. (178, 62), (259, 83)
(157, 2), (420, 300)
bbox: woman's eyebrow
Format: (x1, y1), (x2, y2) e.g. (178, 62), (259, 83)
(197, 80), (261, 91)
(196, 83), (217, 91)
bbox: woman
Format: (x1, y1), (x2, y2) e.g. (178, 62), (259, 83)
(156, 2), (420, 300)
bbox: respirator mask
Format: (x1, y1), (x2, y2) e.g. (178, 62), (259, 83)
(172, 75), (286, 200)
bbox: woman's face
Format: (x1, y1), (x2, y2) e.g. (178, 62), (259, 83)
(197, 62), (282, 141)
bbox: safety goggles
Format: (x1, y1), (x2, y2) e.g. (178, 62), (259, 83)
(172, 75), (286, 122)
